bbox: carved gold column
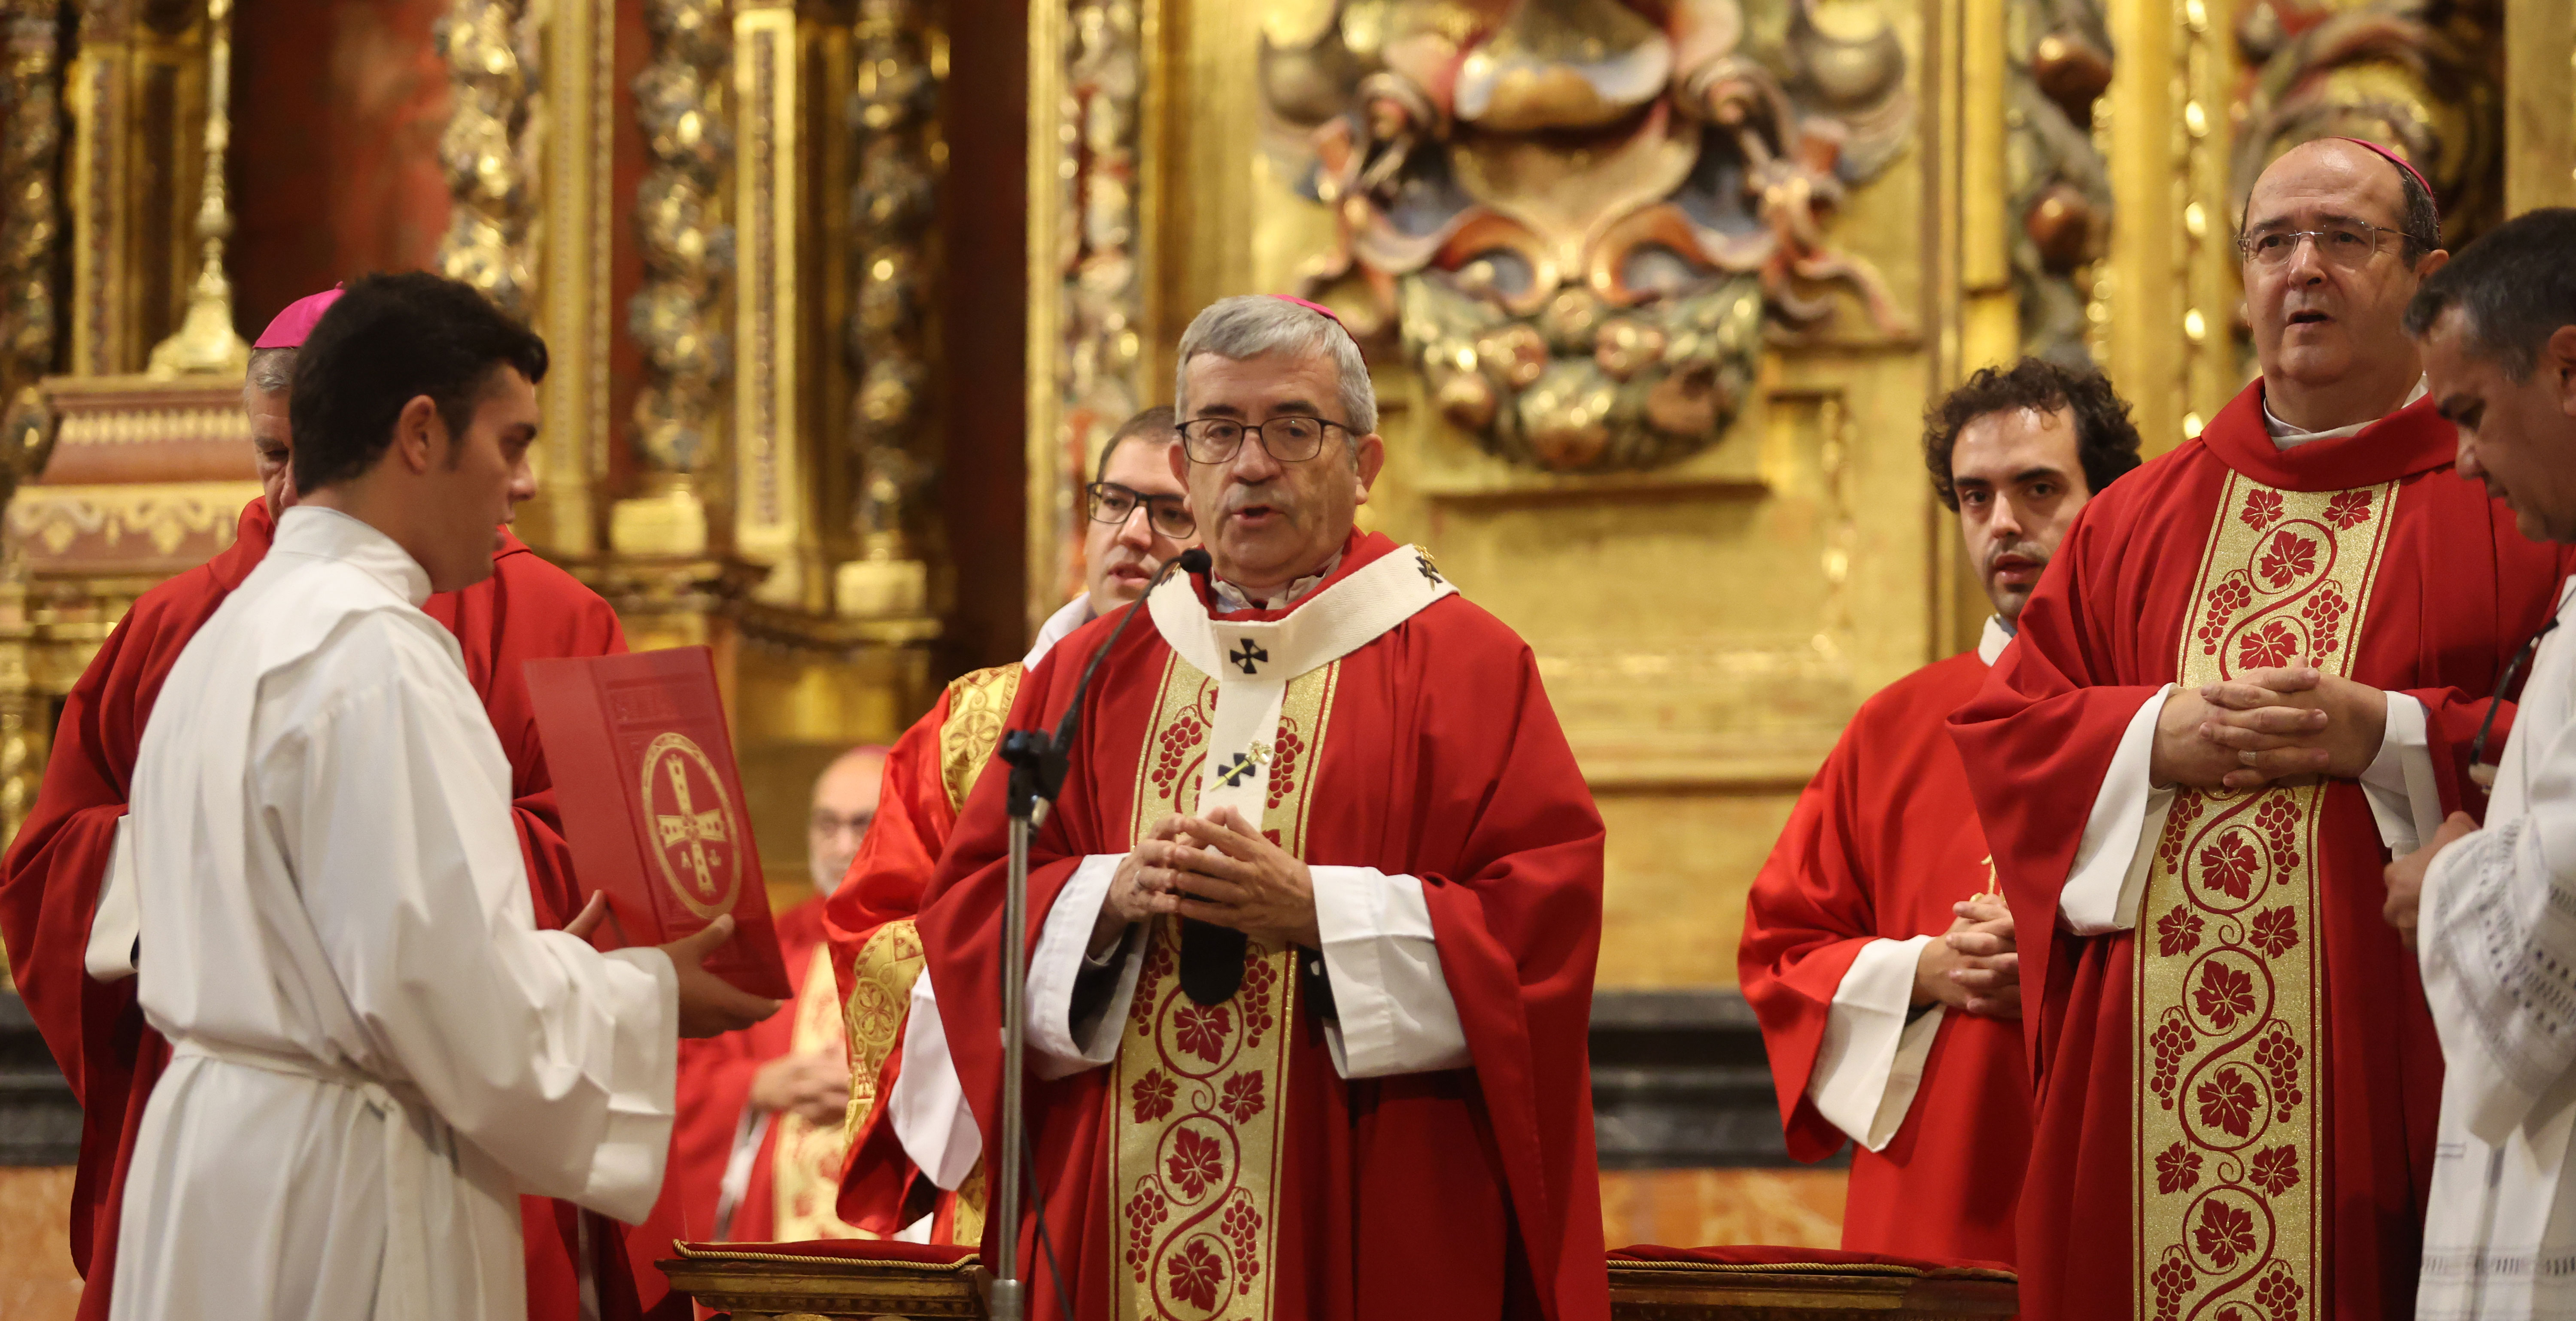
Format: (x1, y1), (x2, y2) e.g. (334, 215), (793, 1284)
(834, 0), (944, 623)
(618, 0), (732, 559)
(2095, 0), (2236, 456)
(2503, 0), (2573, 214)
(143, 0), (246, 380)
(2, 0), (65, 412)
(434, 0), (537, 319)
(531, 0), (617, 553)
(1025, 0), (1150, 630)
(730, 0), (820, 610)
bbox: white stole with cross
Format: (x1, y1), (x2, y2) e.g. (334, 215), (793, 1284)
(1145, 544), (1457, 816)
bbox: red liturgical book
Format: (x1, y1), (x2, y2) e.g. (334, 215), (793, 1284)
(525, 647), (793, 1000)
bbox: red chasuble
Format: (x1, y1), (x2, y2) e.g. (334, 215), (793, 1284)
(1949, 387), (2576, 1321)
(0, 498), (670, 1321)
(916, 533), (1610, 1321)
(667, 896), (864, 1242)
(824, 664), (1020, 1242)
(1741, 648), (2029, 1264)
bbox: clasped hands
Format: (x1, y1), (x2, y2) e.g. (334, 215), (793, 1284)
(1916, 896), (2020, 1020)
(1090, 805), (1321, 958)
(2148, 663), (2387, 792)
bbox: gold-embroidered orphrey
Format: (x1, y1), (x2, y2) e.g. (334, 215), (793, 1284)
(1110, 653), (1339, 1321)
(2135, 474), (2396, 1320)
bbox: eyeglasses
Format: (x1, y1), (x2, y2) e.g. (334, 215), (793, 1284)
(1178, 415), (1350, 465)
(2237, 219), (2407, 269)
(1085, 481), (1196, 538)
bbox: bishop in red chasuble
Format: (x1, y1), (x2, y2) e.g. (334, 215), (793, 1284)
(0, 290), (663, 1321)
(1950, 140), (2576, 1321)
(916, 295), (1606, 1320)
(1744, 358), (2145, 1265)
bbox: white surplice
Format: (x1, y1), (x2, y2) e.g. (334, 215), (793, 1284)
(2417, 577), (2576, 1320)
(112, 507), (678, 1321)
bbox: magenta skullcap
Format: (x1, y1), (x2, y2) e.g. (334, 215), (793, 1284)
(253, 287), (345, 349)
(2331, 137), (2438, 225)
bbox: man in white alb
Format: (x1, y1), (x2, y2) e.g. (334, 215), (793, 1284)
(2387, 207), (2576, 1320)
(110, 272), (775, 1321)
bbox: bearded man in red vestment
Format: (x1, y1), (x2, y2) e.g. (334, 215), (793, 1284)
(0, 288), (676, 1321)
(664, 746), (885, 1241)
(1950, 140), (2576, 1321)
(825, 407), (1193, 1244)
(914, 295), (1607, 1320)
(1743, 357), (2142, 1264)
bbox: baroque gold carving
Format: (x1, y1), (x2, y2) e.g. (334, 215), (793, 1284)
(143, 0), (246, 380)
(2, 0), (65, 415)
(835, 0), (945, 618)
(434, 0), (538, 318)
(1265, 0), (1914, 472)
(623, 0), (731, 553)
(2008, 0), (2112, 365)
(7, 480), (259, 558)
(2230, 0), (2501, 252)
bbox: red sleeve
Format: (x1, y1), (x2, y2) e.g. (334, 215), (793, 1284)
(1400, 626), (1608, 1321)
(1737, 729), (1885, 1163)
(0, 572), (221, 1105)
(823, 688), (956, 988)
(1948, 495), (2178, 1075)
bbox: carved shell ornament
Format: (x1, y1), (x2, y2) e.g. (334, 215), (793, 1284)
(1264, 0), (1914, 472)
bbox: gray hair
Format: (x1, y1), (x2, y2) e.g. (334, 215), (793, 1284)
(246, 346), (297, 395)
(2404, 206), (2576, 381)
(1173, 295), (1376, 437)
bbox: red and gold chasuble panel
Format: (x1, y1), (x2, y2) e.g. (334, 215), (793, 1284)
(777, 945), (864, 1238)
(1110, 654), (1339, 1321)
(2136, 475), (2396, 1321)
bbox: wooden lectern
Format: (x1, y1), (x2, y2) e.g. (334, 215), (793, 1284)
(658, 1242), (2018, 1320)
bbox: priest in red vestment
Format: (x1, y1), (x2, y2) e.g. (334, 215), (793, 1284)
(914, 295), (1607, 1320)
(1950, 140), (2576, 1321)
(1743, 358), (2143, 1264)
(664, 745), (884, 1242)
(0, 288), (670, 1321)
(826, 407), (1193, 1243)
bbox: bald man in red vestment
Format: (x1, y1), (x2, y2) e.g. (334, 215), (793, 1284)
(1951, 140), (2576, 1321)
(0, 289), (669, 1320)
(917, 295), (1607, 1320)
(1742, 358), (2142, 1265)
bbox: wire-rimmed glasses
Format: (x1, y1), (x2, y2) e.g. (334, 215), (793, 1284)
(2237, 219), (2406, 269)
(1085, 481), (1195, 538)
(1178, 415), (1349, 465)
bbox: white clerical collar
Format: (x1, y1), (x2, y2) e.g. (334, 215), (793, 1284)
(2260, 376), (2428, 449)
(1023, 592), (1097, 669)
(1977, 615), (2015, 667)
(272, 505), (433, 607)
(1211, 553), (1343, 614)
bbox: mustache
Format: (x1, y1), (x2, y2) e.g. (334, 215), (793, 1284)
(1985, 541), (2050, 570)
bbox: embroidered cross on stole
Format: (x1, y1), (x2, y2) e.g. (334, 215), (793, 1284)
(2135, 475), (2396, 1321)
(1108, 545), (1454, 1320)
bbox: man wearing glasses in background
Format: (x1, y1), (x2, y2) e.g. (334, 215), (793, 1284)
(1952, 138), (2570, 1321)
(812, 406), (1196, 1242)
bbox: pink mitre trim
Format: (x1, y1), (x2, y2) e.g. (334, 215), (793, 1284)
(254, 286), (344, 349)
(2330, 137), (2437, 222)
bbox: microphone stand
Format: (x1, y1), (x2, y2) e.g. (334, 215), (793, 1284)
(987, 548), (1207, 1321)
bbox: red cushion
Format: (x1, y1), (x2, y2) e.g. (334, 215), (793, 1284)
(673, 1239), (980, 1267)
(1610, 1244), (2015, 1278)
